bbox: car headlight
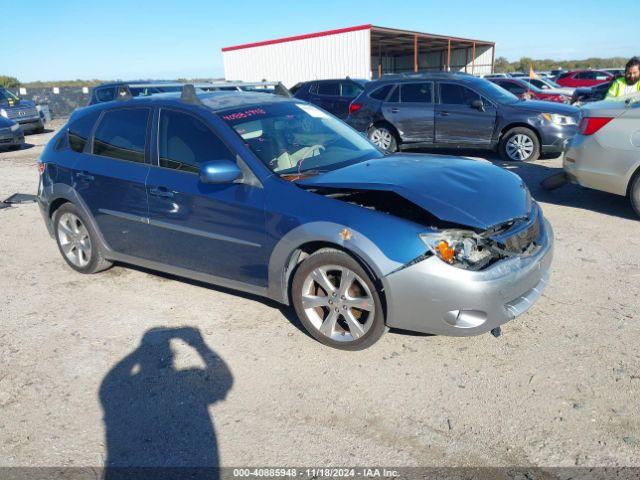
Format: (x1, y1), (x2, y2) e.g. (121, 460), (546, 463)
(419, 230), (497, 270)
(10, 123), (20, 132)
(0, 109), (7, 118)
(542, 113), (577, 125)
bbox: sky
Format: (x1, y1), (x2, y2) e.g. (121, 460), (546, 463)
(2, 0), (637, 82)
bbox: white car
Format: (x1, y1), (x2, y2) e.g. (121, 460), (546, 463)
(521, 77), (575, 96)
(564, 95), (640, 215)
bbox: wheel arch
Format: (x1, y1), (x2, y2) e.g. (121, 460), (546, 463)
(626, 162), (640, 197)
(369, 119), (401, 143)
(266, 223), (400, 308)
(499, 123), (542, 144)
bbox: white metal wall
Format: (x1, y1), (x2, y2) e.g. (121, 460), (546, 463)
(223, 29), (371, 88)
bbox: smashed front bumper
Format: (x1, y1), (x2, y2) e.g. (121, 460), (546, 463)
(383, 218), (553, 336)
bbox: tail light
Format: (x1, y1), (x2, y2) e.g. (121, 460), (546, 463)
(578, 117), (613, 135)
(348, 102), (362, 115)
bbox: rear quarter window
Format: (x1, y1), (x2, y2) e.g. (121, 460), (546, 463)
(369, 84), (393, 101)
(67, 110), (101, 153)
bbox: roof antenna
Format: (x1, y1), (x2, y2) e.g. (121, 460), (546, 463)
(116, 85), (132, 101)
(181, 84), (202, 105)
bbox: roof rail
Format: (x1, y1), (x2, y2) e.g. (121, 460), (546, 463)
(115, 85), (132, 101)
(195, 81), (292, 97)
(180, 84), (202, 105)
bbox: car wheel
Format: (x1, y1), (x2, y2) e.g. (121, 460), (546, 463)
(630, 174), (640, 218)
(368, 125), (398, 153)
(53, 203), (112, 274)
(499, 127), (540, 162)
(291, 249), (387, 350)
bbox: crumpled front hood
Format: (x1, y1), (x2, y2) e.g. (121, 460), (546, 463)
(298, 154), (531, 230)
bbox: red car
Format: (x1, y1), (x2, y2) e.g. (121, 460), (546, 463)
(555, 70), (613, 88)
(489, 78), (570, 103)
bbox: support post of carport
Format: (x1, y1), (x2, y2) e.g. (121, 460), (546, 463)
(413, 35), (418, 72)
(471, 41), (476, 75)
(491, 44), (496, 73)
(446, 39), (451, 71)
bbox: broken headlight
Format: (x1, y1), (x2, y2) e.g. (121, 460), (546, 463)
(419, 230), (497, 270)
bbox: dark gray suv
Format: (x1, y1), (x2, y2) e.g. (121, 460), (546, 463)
(346, 73), (580, 161)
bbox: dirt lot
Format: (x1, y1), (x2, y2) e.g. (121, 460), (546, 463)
(1, 120), (639, 469)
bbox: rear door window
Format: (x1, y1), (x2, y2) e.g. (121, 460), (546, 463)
(386, 85), (400, 103)
(400, 83), (433, 103)
(68, 110), (101, 153)
(158, 109), (234, 174)
(317, 82), (340, 96)
(440, 83), (482, 104)
(92, 108), (150, 163)
(575, 71), (595, 80)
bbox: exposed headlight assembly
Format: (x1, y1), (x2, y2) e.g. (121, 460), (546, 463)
(10, 123), (20, 132)
(542, 113), (577, 126)
(419, 230), (497, 270)
(0, 109), (7, 118)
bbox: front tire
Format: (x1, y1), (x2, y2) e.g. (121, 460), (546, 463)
(291, 249), (386, 350)
(499, 127), (540, 162)
(53, 203), (112, 274)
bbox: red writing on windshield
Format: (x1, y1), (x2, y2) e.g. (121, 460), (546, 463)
(222, 108), (267, 121)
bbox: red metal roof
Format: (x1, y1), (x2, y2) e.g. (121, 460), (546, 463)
(221, 24), (373, 52)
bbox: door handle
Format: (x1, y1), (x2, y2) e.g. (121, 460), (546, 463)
(439, 111), (451, 116)
(149, 187), (174, 199)
(390, 108), (400, 113)
(75, 172), (94, 181)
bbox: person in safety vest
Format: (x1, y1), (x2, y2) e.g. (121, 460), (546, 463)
(606, 57), (640, 99)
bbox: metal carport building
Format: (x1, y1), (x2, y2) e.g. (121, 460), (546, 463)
(222, 24), (495, 88)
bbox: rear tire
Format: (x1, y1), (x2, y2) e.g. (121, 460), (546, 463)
(291, 249), (387, 350)
(630, 174), (640, 218)
(53, 203), (112, 274)
(368, 124), (398, 153)
(499, 127), (540, 162)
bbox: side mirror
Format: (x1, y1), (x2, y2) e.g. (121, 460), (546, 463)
(471, 99), (485, 111)
(199, 159), (242, 184)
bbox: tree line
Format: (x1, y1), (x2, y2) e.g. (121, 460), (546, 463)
(494, 56), (631, 73)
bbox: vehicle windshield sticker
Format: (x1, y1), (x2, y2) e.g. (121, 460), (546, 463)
(295, 103), (330, 119)
(221, 108), (267, 122)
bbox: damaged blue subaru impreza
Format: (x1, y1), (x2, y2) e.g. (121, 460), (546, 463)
(37, 87), (553, 350)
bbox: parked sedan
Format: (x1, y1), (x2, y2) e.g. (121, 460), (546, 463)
(37, 87), (553, 350)
(0, 87), (46, 134)
(347, 73), (580, 161)
(556, 70), (613, 88)
(489, 78), (570, 103)
(564, 96), (640, 216)
(293, 78), (369, 118)
(0, 116), (24, 150)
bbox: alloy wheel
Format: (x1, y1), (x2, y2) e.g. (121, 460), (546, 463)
(300, 265), (375, 342)
(57, 212), (92, 268)
(506, 134), (535, 161)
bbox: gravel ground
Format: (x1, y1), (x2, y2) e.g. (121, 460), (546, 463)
(1, 120), (639, 469)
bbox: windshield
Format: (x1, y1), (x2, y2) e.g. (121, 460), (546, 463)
(220, 102), (384, 175)
(475, 80), (520, 104)
(0, 89), (20, 103)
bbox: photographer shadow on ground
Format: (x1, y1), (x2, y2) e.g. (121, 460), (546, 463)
(99, 327), (233, 479)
